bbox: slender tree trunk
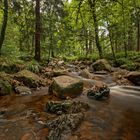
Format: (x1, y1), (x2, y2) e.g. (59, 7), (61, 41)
(34, 0), (41, 61)
(85, 29), (88, 57)
(133, 0), (140, 51)
(88, 0), (102, 58)
(122, 0), (127, 57)
(127, 29), (133, 51)
(88, 32), (93, 54)
(137, 19), (140, 51)
(0, 0), (8, 55)
(107, 25), (116, 62)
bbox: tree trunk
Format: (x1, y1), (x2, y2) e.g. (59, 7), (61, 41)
(137, 19), (140, 51)
(88, 0), (102, 58)
(127, 29), (133, 51)
(107, 25), (116, 62)
(0, 0), (8, 54)
(133, 0), (140, 51)
(34, 0), (41, 61)
(85, 29), (88, 57)
(122, 0), (127, 57)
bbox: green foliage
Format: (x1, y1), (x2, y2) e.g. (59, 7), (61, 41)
(113, 57), (138, 71)
(0, 0), (140, 68)
(62, 53), (99, 62)
(0, 55), (24, 73)
(25, 60), (41, 73)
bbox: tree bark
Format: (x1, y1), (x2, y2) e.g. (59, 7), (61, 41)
(107, 24), (116, 62)
(0, 0), (8, 55)
(137, 18), (140, 51)
(122, 0), (127, 57)
(34, 0), (41, 61)
(88, 0), (102, 58)
(133, 0), (140, 51)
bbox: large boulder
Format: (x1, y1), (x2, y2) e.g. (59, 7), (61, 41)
(50, 75), (83, 99)
(14, 69), (45, 88)
(92, 59), (112, 72)
(126, 71), (140, 86)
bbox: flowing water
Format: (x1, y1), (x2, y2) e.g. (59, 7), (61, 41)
(0, 76), (140, 139)
(73, 85), (140, 140)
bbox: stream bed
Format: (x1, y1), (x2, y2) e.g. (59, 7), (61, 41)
(0, 84), (140, 140)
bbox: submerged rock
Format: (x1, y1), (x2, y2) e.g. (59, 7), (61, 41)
(92, 59), (112, 72)
(43, 100), (89, 140)
(46, 100), (89, 115)
(50, 75), (83, 99)
(46, 113), (84, 140)
(126, 71), (140, 86)
(15, 86), (32, 95)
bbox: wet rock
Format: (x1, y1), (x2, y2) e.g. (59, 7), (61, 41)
(92, 59), (112, 72)
(87, 83), (110, 100)
(15, 86), (32, 95)
(46, 113), (84, 140)
(126, 71), (140, 86)
(50, 76), (83, 99)
(46, 100), (89, 115)
(94, 71), (108, 75)
(79, 69), (94, 79)
(14, 69), (45, 88)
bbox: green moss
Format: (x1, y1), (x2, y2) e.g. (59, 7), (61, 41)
(0, 79), (12, 95)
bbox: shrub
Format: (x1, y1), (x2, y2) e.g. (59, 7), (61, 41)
(25, 60), (41, 73)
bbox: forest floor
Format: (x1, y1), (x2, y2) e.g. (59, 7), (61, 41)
(0, 59), (140, 140)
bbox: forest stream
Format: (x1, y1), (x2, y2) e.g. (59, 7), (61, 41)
(0, 72), (140, 140)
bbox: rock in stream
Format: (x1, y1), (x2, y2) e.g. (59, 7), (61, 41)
(87, 84), (110, 100)
(44, 100), (89, 140)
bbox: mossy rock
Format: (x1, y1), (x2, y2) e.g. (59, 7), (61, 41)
(53, 69), (69, 77)
(120, 63), (138, 71)
(14, 69), (45, 88)
(92, 59), (112, 72)
(0, 72), (14, 96)
(0, 79), (12, 96)
(0, 57), (25, 74)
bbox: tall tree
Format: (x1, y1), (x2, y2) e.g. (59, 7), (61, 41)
(34, 0), (41, 61)
(133, 0), (140, 51)
(88, 0), (103, 58)
(0, 0), (8, 54)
